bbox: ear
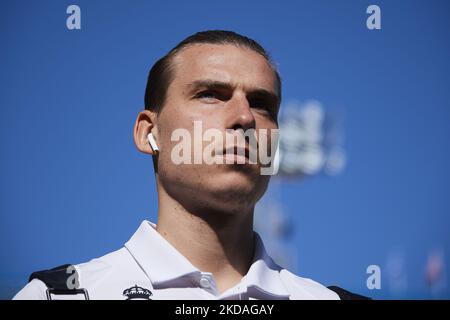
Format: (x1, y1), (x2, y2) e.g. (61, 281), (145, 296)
(133, 109), (159, 155)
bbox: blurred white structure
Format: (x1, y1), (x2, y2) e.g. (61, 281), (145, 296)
(255, 99), (346, 271)
(277, 99), (346, 177)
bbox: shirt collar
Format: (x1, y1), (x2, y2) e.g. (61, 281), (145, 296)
(241, 232), (290, 298)
(125, 220), (290, 298)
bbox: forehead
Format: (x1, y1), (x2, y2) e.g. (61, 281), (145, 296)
(170, 44), (277, 94)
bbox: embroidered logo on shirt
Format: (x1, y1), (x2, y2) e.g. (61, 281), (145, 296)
(122, 285), (152, 300)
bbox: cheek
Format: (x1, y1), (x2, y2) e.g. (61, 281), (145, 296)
(158, 106), (190, 144)
(161, 105), (224, 142)
(255, 121), (279, 153)
(157, 106), (201, 168)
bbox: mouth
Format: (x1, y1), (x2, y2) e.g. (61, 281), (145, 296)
(220, 146), (252, 164)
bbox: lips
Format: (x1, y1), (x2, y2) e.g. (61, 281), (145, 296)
(217, 145), (259, 165)
(224, 146), (249, 159)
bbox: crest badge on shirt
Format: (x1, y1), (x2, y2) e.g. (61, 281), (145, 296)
(122, 285), (153, 300)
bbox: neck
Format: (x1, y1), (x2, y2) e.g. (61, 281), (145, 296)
(155, 183), (255, 294)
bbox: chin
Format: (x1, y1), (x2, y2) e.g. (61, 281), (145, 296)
(207, 171), (269, 205)
(161, 164), (269, 213)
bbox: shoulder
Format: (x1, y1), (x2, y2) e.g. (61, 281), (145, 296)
(279, 269), (340, 300)
(326, 285), (371, 300)
(13, 278), (49, 300)
(13, 247), (142, 300)
(279, 269), (370, 300)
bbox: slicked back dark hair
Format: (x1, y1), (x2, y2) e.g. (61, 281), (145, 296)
(144, 30), (281, 112)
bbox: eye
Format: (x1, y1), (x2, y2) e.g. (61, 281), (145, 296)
(250, 99), (276, 118)
(254, 107), (274, 119)
(196, 90), (219, 102)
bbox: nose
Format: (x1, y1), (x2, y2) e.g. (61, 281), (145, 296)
(225, 92), (256, 131)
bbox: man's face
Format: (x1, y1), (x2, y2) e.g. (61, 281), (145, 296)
(155, 44), (279, 214)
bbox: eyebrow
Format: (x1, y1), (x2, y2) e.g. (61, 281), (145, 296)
(186, 79), (280, 105)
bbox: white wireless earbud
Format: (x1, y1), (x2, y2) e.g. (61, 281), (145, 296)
(147, 132), (159, 153)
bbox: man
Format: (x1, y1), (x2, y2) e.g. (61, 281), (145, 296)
(14, 30), (366, 300)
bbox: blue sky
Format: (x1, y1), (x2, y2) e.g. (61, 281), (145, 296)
(1, 0), (449, 299)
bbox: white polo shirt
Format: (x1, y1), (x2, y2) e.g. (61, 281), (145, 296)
(13, 220), (340, 300)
